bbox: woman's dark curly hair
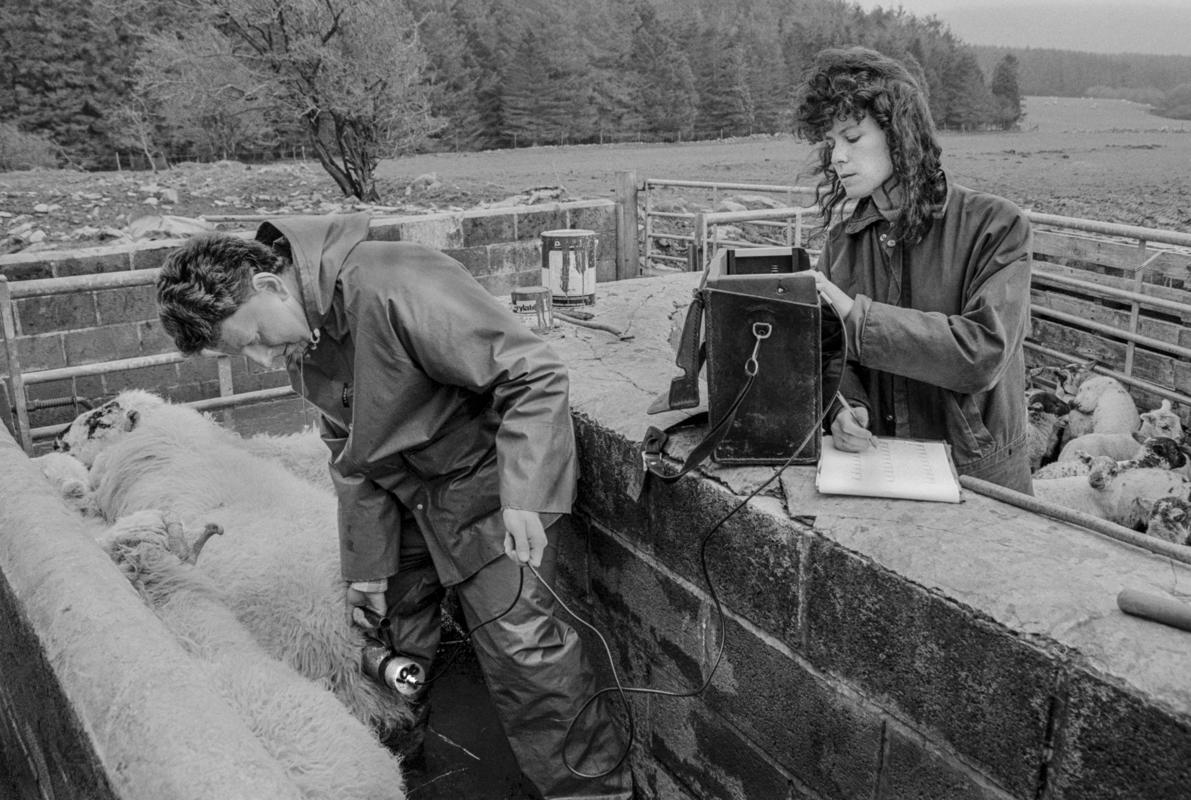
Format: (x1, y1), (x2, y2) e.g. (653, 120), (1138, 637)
(156, 234), (288, 355)
(794, 46), (945, 244)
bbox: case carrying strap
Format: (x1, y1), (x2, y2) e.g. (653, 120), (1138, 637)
(641, 321), (771, 483)
(665, 290), (706, 410)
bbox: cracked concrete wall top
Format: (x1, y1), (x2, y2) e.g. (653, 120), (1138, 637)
(550, 271), (1191, 800)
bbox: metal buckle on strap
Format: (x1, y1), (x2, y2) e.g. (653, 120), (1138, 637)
(745, 322), (772, 377)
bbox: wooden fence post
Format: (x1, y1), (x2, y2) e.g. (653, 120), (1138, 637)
(615, 171), (640, 281)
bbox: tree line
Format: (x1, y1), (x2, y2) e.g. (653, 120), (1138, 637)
(2, 0), (1027, 197)
(973, 46), (1191, 102)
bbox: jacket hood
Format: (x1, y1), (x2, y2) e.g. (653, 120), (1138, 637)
(255, 213), (371, 329)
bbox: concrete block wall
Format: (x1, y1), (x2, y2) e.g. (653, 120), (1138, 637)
(556, 421), (1191, 800)
(547, 275), (1191, 800)
(0, 200), (616, 434)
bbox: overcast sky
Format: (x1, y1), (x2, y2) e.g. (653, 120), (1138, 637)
(846, 1), (1191, 57)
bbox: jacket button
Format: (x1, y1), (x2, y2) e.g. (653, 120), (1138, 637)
(416, 504), (424, 511)
(884, 414), (894, 423)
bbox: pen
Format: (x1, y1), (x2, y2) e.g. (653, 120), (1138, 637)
(834, 391), (877, 448)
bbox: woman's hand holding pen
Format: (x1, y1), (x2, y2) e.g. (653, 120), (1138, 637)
(831, 394), (877, 452)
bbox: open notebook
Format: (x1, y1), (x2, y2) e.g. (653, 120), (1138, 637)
(816, 436), (962, 503)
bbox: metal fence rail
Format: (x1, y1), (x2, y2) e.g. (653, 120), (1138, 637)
(635, 177), (1191, 417)
(0, 268), (294, 452)
(641, 179), (818, 269)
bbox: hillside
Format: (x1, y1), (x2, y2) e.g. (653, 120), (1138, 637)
(4, 97), (1191, 255)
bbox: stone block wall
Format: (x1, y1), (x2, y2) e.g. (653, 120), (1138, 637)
(3, 237), (1188, 800)
(546, 275), (1191, 800)
(0, 200), (616, 434)
(554, 420), (1191, 800)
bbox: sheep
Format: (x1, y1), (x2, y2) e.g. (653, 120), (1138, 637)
(31, 450), (98, 515)
(1055, 400), (1183, 463)
(55, 391), (335, 492)
(1026, 390), (1070, 470)
(1139, 399), (1184, 442)
(1143, 496), (1191, 545)
(1032, 451), (1108, 481)
(64, 393), (414, 745)
(1033, 464), (1191, 530)
(53, 388), (165, 467)
(1127, 436), (1188, 472)
(1039, 436), (1188, 480)
(1051, 362), (1088, 400)
(243, 427), (333, 492)
(100, 510), (406, 800)
(1059, 375), (1140, 447)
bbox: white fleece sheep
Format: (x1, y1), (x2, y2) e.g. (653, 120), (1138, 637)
(1032, 451), (1110, 481)
(53, 388), (166, 466)
(1139, 399), (1184, 441)
(243, 427), (334, 492)
(1033, 464), (1191, 530)
(55, 390), (334, 492)
(1059, 375), (1140, 447)
(72, 394), (413, 743)
(31, 451), (97, 515)
(101, 510), (406, 800)
(1056, 400), (1184, 462)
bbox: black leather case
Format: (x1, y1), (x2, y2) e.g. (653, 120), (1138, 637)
(703, 272), (822, 464)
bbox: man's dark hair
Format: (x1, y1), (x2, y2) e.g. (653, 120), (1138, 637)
(156, 234), (287, 355)
(794, 46), (945, 244)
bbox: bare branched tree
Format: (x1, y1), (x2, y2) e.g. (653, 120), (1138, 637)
(107, 0), (440, 200)
(107, 97), (167, 172)
(134, 27), (277, 161)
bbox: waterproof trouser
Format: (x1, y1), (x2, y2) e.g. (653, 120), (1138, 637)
(384, 514), (633, 800)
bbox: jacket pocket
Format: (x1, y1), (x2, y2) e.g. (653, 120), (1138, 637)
(945, 391), (996, 463)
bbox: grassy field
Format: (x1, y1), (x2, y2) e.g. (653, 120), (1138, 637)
(378, 96), (1191, 229)
(3, 96), (1190, 252)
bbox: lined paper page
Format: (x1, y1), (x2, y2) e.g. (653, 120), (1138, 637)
(816, 436), (962, 503)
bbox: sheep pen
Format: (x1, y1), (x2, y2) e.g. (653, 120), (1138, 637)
(7, 391), (419, 799)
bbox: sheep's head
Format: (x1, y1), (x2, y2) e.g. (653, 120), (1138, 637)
(1139, 436), (1187, 470)
(1086, 456), (1121, 489)
(1144, 496), (1191, 546)
(1028, 391), (1070, 420)
(1139, 400), (1183, 442)
(1054, 362), (1095, 400)
(54, 390), (166, 467)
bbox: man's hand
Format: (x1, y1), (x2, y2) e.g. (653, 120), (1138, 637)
(831, 403), (876, 452)
(346, 580), (388, 629)
(502, 508), (546, 568)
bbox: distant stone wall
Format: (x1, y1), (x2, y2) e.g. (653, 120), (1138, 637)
(0, 200), (616, 433)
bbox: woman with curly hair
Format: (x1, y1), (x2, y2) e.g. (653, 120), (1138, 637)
(796, 46), (1034, 493)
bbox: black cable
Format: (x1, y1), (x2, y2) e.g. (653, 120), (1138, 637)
(415, 565), (527, 690)
(531, 287), (851, 779)
(369, 282), (851, 779)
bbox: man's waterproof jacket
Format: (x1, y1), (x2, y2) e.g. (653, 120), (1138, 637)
(817, 174), (1032, 487)
(256, 214), (577, 585)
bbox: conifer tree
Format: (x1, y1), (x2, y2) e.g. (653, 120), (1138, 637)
(990, 53), (1024, 130)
